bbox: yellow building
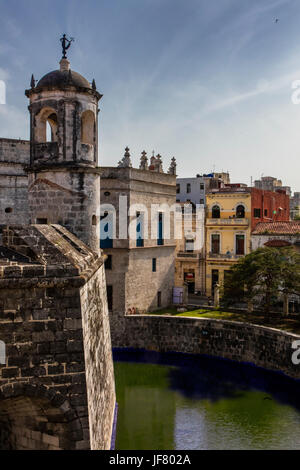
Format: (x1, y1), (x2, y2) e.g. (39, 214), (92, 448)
(175, 204), (206, 295)
(205, 188), (251, 297)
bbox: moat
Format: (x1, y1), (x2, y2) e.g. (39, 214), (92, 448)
(113, 350), (300, 450)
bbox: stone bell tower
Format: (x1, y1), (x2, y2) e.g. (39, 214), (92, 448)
(25, 37), (102, 252)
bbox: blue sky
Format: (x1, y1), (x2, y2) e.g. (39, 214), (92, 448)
(0, 0), (300, 191)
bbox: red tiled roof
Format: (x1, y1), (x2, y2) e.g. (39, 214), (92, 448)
(252, 221), (300, 235)
(264, 240), (291, 247)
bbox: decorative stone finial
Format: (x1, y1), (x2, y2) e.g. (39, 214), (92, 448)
(156, 154), (163, 173)
(168, 157), (177, 176)
(30, 74), (35, 89)
(60, 58), (70, 72)
(139, 151), (148, 171)
(118, 147), (132, 168)
(92, 79), (96, 90)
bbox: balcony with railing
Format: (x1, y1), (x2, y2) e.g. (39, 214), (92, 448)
(176, 251), (202, 260)
(206, 218), (249, 226)
(207, 252), (244, 260)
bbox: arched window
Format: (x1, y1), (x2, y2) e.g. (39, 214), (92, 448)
(236, 205), (245, 218)
(46, 113), (57, 142)
(35, 108), (58, 143)
(46, 121), (52, 142)
(212, 205), (220, 219)
(81, 110), (95, 145)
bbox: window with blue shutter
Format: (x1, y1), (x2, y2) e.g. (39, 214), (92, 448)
(157, 212), (164, 246)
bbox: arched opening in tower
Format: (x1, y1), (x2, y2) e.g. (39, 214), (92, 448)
(35, 107), (58, 143)
(0, 395), (73, 450)
(46, 113), (58, 142)
(81, 110), (95, 146)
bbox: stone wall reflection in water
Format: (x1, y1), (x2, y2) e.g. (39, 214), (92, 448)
(114, 350), (300, 450)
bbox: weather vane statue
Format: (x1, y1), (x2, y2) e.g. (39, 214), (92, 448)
(60, 34), (74, 59)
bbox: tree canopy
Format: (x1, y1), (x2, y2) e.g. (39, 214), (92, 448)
(222, 246), (300, 313)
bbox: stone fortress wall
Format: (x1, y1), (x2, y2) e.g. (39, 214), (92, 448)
(80, 264), (116, 450)
(0, 225), (115, 450)
(0, 139), (30, 226)
(113, 315), (300, 380)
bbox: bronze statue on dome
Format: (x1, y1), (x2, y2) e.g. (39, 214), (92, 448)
(60, 34), (74, 59)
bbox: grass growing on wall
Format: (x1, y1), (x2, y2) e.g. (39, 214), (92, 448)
(147, 308), (300, 334)
(148, 308), (233, 318)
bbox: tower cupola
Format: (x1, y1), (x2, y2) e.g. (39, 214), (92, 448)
(25, 36), (102, 253)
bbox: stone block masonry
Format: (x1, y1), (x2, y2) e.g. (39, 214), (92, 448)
(80, 264), (116, 450)
(100, 164), (176, 333)
(0, 138), (30, 165)
(113, 315), (300, 380)
(0, 139), (30, 226)
(0, 225), (115, 450)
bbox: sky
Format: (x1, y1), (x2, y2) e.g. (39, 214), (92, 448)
(0, 0), (300, 192)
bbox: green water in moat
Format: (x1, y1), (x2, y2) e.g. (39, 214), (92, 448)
(114, 351), (300, 450)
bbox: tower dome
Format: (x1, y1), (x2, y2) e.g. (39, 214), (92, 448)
(26, 58), (101, 99)
(35, 66), (92, 92)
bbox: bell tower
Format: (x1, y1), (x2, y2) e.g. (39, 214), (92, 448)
(25, 36), (102, 252)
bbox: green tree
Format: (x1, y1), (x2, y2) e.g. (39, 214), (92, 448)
(279, 248), (300, 296)
(293, 207), (300, 220)
(222, 247), (300, 314)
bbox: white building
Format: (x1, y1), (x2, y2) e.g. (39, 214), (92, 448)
(176, 172), (230, 206)
(176, 176), (206, 206)
(251, 221), (300, 251)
